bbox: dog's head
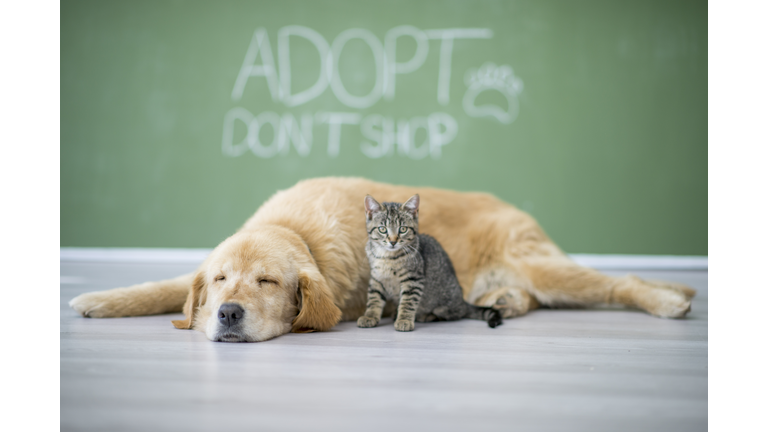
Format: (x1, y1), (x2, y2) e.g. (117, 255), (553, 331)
(171, 227), (341, 342)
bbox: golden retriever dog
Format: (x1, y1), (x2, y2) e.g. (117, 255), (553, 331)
(69, 177), (695, 342)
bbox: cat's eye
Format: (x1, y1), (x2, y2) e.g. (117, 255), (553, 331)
(399, 227), (407, 233)
(215, 275), (226, 282)
(378, 226), (387, 233)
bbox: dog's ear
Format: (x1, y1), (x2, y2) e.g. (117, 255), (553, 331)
(292, 268), (341, 333)
(364, 195), (382, 220)
(403, 194), (419, 218)
(172, 271), (207, 330)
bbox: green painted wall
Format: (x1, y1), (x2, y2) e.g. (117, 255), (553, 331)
(61, 0), (707, 255)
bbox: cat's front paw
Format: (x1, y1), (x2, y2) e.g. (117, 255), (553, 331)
(394, 319), (415, 332)
(357, 316), (380, 328)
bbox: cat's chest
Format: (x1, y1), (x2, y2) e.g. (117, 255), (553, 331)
(369, 259), (408, 294)
(369, 260), (400, 284)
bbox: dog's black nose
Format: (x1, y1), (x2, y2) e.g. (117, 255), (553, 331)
(218, 303), (244, 327)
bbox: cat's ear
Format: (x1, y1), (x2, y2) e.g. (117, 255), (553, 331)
(364, 195), (382, 220)
(403, 194), (420, 217)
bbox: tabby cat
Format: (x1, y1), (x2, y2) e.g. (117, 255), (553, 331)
(357, 194), (503, 332)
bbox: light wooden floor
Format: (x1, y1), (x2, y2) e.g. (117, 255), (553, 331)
(60, 261), (707, 432)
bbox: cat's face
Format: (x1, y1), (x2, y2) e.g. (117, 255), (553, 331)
(364, 194), (420, 251)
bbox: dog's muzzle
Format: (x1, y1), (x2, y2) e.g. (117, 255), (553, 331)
(214, 303), (247, 342)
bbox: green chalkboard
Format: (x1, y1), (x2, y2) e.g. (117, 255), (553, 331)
(61, 0), (707, 255)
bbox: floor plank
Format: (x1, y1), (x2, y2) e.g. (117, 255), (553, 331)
(61, 262), (707, 432)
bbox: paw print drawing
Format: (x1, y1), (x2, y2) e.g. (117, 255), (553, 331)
(462, 62), (524, 124)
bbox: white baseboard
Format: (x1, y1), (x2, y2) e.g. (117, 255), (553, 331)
(60, 247), (211, 263)
(568, 254), (707, 270)
(59, 247), (707, 271)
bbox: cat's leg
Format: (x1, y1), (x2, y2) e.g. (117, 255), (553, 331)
(520, 257), (692, 318)
(415, 312), (439, 323)
(429, 306), (450, 320)
(357, 278), (388, 328)
(431, 304), (469, 321)
(394, 280), (424, 332)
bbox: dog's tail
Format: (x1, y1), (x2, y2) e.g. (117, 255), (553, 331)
(466, 304), (503, 328)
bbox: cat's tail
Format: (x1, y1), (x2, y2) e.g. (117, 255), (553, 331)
(466, 304), (503, 328)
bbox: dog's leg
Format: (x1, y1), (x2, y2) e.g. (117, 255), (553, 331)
(465, 267), (539, 318)
(69, 273), (193, 318)
(645, 279), (697, 300)
(472, 286), (540, 318)
(520, 258), (693, 318)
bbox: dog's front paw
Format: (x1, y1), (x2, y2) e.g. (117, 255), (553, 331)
(357, 316), (380, 328)
(394, 319), (415, 332)
(69, 291), (120, 318)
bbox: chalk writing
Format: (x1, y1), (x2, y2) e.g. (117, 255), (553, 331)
(463, 62), (524, 124)
(223, 25), (522, 159)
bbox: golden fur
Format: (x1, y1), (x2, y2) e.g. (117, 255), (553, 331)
(69, 177), (695, 342)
